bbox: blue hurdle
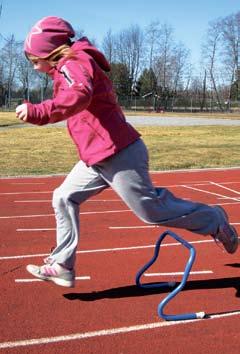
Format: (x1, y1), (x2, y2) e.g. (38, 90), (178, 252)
(136, 230), (205, 321)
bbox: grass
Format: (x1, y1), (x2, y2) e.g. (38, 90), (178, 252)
(1, 124), (240, 176)
(142, 126), (240, 170)
(0, 126), (78, 176)
(0, 111), (22, 127)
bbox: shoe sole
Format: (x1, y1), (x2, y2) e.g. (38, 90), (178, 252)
(26, 265), (75, 288)
(214, 206), (239, 254)
(226, 224), (239, 254)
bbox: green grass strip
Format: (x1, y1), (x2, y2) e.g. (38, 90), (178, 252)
(1, 125), (240, 176)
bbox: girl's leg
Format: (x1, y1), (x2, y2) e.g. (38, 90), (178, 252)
(26, 161), (109, 286)
(94, 139), (235, 239)
(49, 160), (109, 269)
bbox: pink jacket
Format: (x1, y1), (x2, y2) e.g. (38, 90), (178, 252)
(26, 38), (140, 165)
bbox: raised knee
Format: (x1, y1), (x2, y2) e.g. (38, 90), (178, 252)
(141, 215), (160, 224)
(52, 187), (69, 208)
(137, 210), (161, 224)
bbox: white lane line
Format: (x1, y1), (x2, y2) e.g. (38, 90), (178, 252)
(217, 197), (234, 200)
(19, 226), (153, 232)
(1, 180), (240, 196)
(17, 228), (55, 232)
(110, 225), (156, 230)
(144, 271), (213, 276)
(3, 199), (240, 220)
(0, 189), (116, 196)
(109, 222), (239, 230)
(210, 202), (240, 206)
(0, 209), (131, 219)
(209, 181), (240, 195)
(14, 200), (51, 203)
(151, 166), (240, 173)
(0, 311), (240, 349)
(0, 239), (216, 261)
(14, 199), (122, 203)
(15, 276), (90, 283)
(17, 223), (240, 233)
(157, 181), (240, 188)
(10, 183), (45, 185)
(0, 191), (52, 195)
(13, 199), (122, 204)
(181, 185), (240, 202)
(0, 213), (52, 219)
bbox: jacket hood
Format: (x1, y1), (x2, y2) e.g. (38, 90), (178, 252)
(72, 37), (110, 72)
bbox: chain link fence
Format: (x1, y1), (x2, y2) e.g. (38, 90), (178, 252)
(1, 95), (240, 113)
(118, 96), (240, 113)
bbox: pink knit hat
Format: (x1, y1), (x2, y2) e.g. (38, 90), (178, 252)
(24, 16), (75, 57)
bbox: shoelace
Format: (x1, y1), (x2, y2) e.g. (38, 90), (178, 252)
(211, 224), (227, 252)
(43, 256), (54, 265)
(212, 235), (225, 252)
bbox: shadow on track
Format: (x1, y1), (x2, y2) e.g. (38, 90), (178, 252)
(63, 275), (240, 301)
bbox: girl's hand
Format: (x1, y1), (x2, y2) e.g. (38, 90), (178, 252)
(16, 103), (28, 121)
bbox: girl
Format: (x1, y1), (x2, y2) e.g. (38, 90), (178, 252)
(16, 16), (238, 288)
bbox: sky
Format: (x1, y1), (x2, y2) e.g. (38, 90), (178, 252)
(0, 0), (240, 66)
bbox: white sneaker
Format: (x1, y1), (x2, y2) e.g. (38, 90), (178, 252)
(26, 262), (75, 287)
(212, 206), (239, 254)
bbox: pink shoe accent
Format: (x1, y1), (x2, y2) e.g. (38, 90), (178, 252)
(42, 265), (58, 276)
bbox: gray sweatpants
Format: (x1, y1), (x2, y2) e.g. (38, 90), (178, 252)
(50, 139), (221, 269)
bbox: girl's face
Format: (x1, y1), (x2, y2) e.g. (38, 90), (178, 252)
(31, 59), (52, 73)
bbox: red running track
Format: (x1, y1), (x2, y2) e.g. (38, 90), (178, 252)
(0, 168), (240, 354)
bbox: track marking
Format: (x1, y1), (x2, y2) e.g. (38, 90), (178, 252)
(109, 225), (162, 229)
(109, 221), (239, 230)
(14, 200), (51, 203)
(16, 223), (240, 232)
(14, 199), (122, 203)
(0, 311), (240, 349)
(0, 239), (217, 261)
(150, 166), (240, 173)
(181, 184), (240, 202)
(1, 179), (240, 196)
(0, 191), (52, 195)
(15, 276), (90, 283)
(17, 228), (55, 231)
(144, 270), (213, 276)
(10, 182), (45, 185)
(0, 209), (131, 219)
(13, 201), (240, 209)
(0, 189), (115, 196)
(210, 202), (240, 205)
(209, 181), (240, 195)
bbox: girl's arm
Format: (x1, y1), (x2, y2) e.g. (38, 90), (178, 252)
(16, 59), (94, 125)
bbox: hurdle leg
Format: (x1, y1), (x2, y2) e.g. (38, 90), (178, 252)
(136, 231), (176, 289)
(136, 230), (205, 321)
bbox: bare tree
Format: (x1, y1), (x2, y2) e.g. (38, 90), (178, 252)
(145, 20), (161, 70)
(200, 12), (240, 110)
(202, 20), (223, 110)
(102, 29), (116, 64)
(0, 35), (20, 107)
(152, 24), (190, 100)
(114, 24), (144, 84)
(16, 42), (37, 101)
(171, 43), (190, 92)
(221, 12), (240, 100)
(153, 24), (174, 89)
